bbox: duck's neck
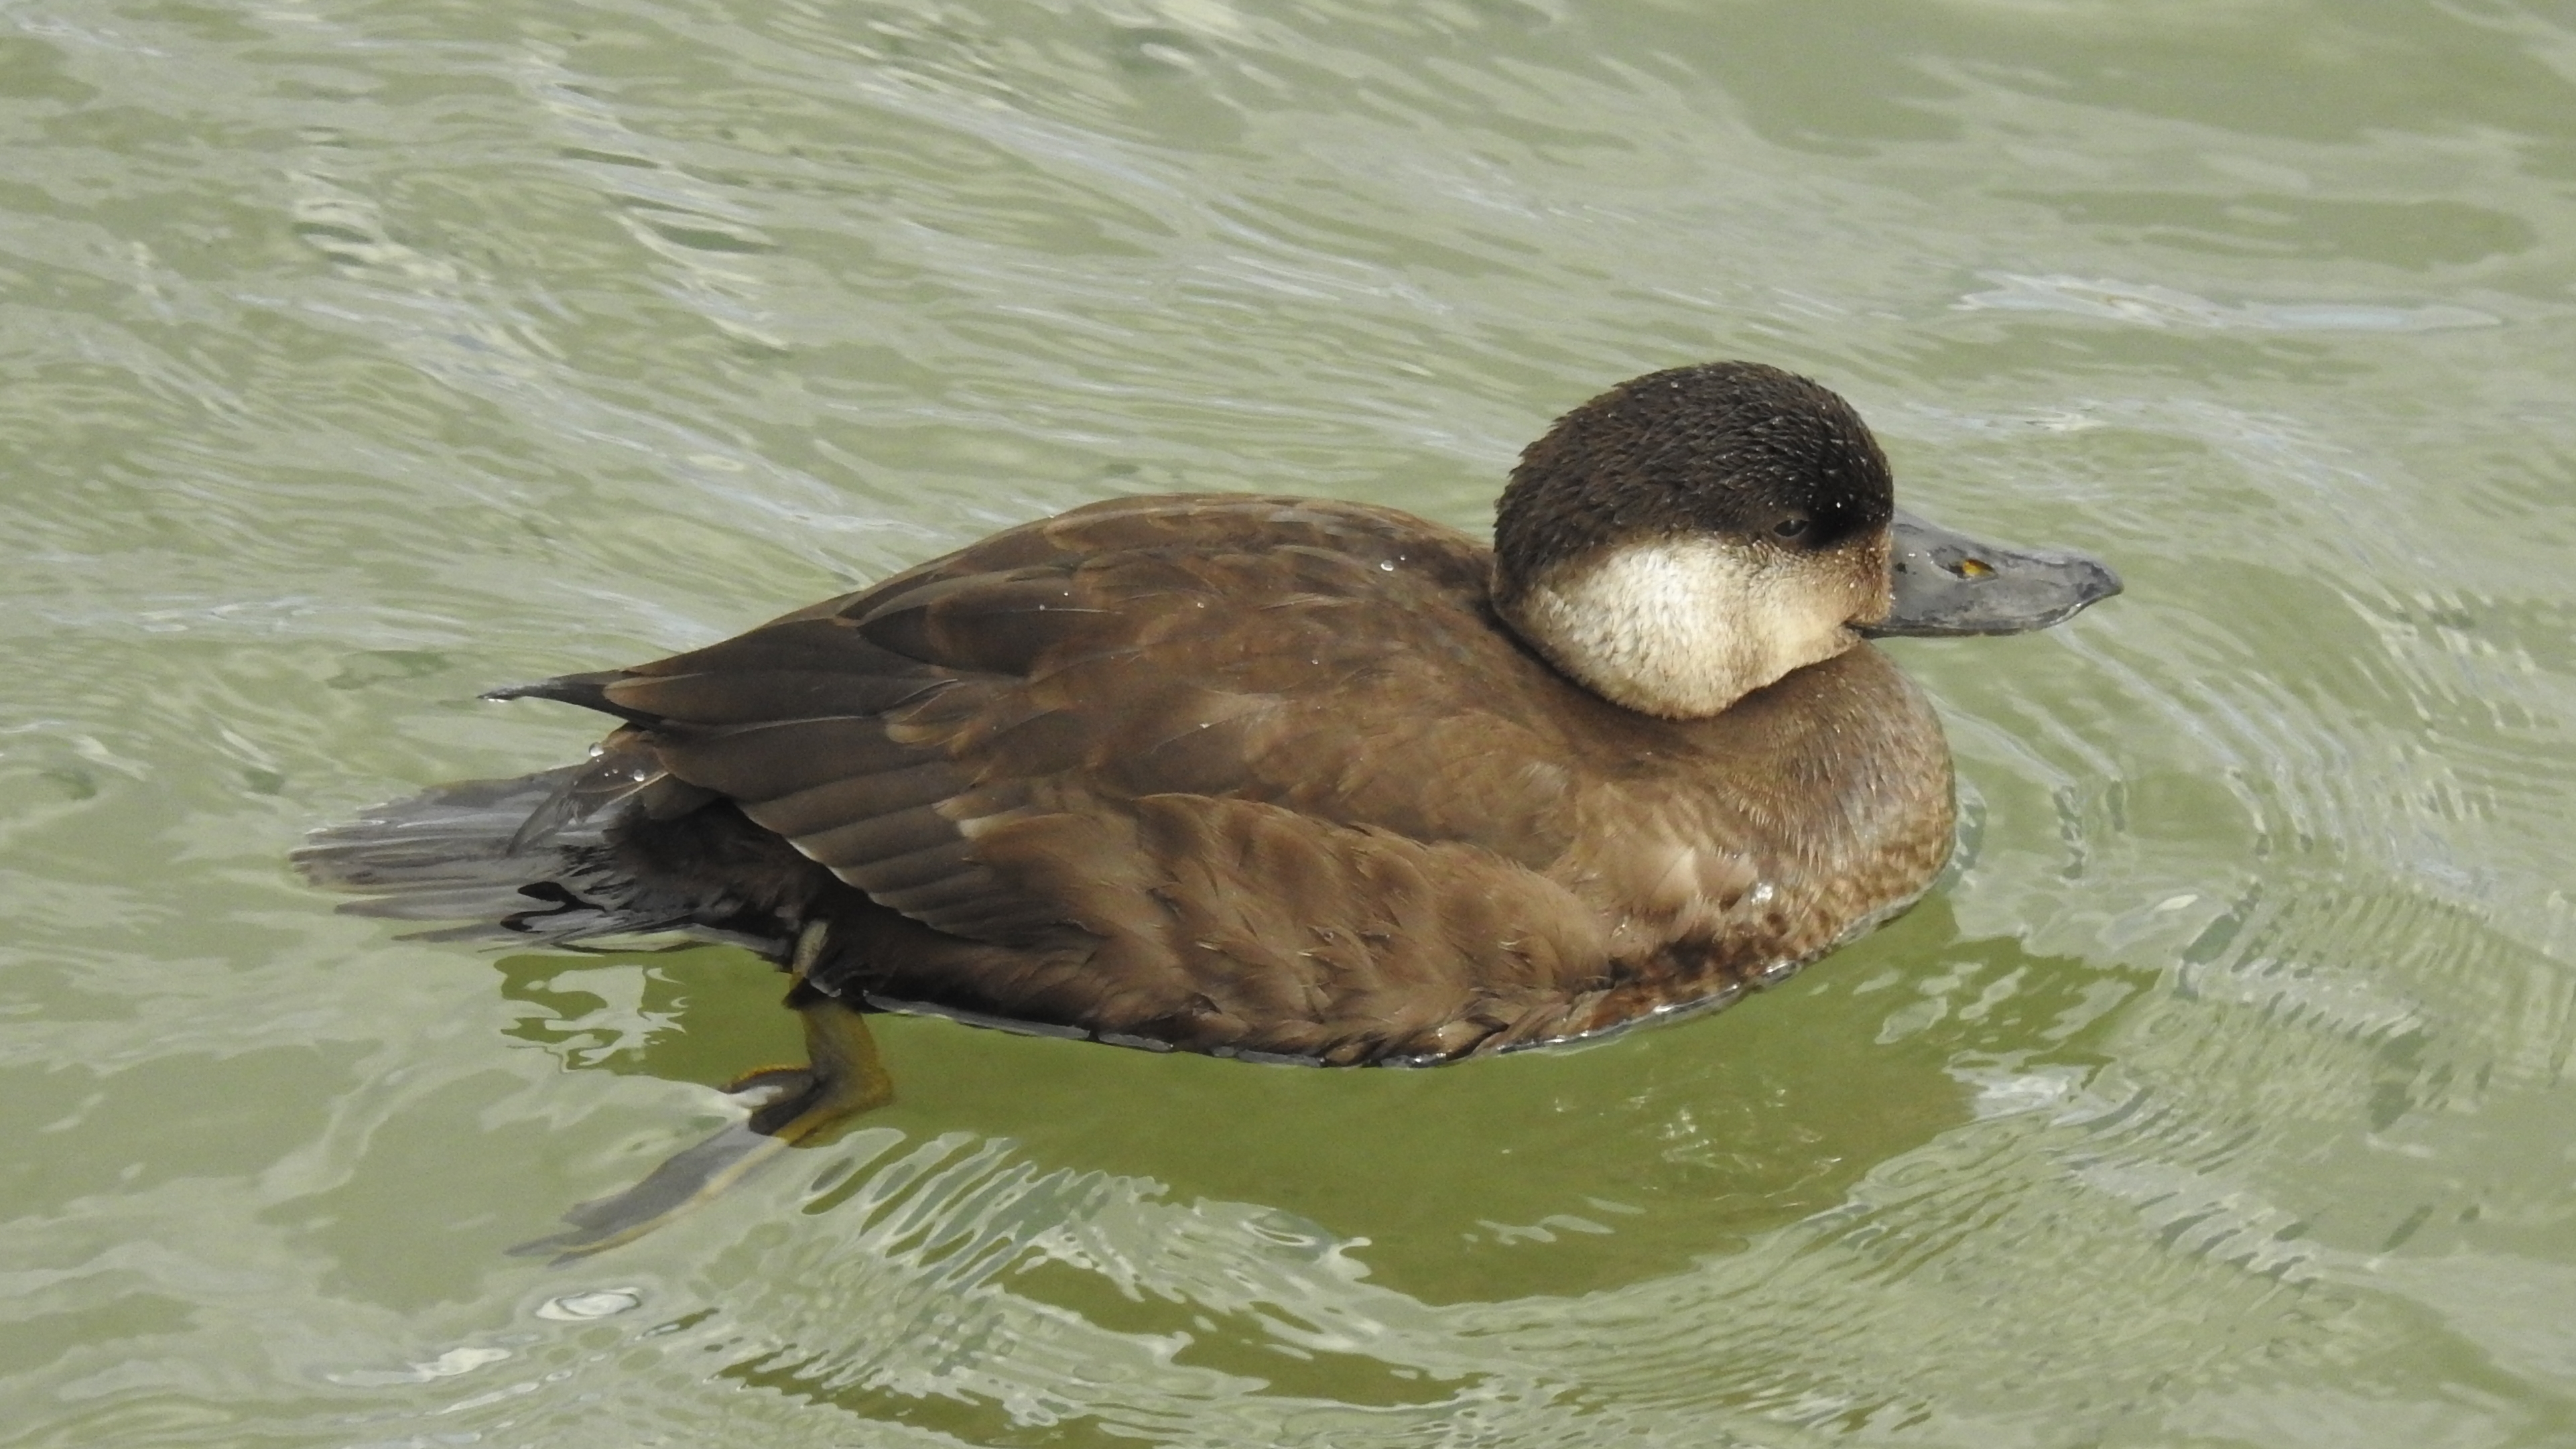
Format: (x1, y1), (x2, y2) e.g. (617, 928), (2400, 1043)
(1495, 536), (1884, 719)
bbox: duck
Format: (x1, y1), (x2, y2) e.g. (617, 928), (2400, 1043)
(297, 361), (2118, 1255)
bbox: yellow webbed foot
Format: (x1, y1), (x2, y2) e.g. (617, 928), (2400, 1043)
(511, 993), (891, 1262)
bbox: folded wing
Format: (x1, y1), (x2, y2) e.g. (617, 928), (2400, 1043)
(503, 497), (1592, 960)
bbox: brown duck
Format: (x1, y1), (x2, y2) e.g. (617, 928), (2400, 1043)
(299, 361), (2118, 1255)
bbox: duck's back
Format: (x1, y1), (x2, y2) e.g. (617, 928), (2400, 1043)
(308, 494), (1955, 1064)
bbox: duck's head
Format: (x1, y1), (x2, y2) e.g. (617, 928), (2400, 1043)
(1493, 362), (2120, 718)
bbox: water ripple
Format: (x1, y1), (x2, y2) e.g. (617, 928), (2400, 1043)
(7, 0), (2576, 1445)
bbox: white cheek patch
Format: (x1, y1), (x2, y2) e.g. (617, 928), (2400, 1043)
(1514, 538), (1861, 718)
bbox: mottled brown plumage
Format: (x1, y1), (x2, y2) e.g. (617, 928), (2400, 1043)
(307, 489), (1949, 1066)
(301, 362), (2114, 1074)
(557, 493), (1956, 1065)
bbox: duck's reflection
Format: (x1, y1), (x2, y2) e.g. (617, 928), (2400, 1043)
(484, 894), (2097, 1302)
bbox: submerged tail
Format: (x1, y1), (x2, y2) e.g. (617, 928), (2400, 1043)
(294, 767), (711, 948)
(301, 753), (884, 1261)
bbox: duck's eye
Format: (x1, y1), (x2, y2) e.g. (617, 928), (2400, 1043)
(1771, 513), (1812, 542)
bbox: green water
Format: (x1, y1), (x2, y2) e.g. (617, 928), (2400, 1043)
(5, 0), (2575, 1443)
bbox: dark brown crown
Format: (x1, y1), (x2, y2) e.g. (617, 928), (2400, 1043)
(1492, 362), (1896, 596)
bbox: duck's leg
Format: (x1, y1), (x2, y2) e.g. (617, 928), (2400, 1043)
(511, 926), (893, 1261)
(737, 983), (896, 1139)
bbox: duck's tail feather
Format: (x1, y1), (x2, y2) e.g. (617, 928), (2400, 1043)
(293, 766), (710, 948)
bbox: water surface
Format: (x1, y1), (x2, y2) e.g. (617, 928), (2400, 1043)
(5, 0), (2575, 1444)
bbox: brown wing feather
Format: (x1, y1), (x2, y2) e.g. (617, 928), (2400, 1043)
(525, 497), (1590, 968)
